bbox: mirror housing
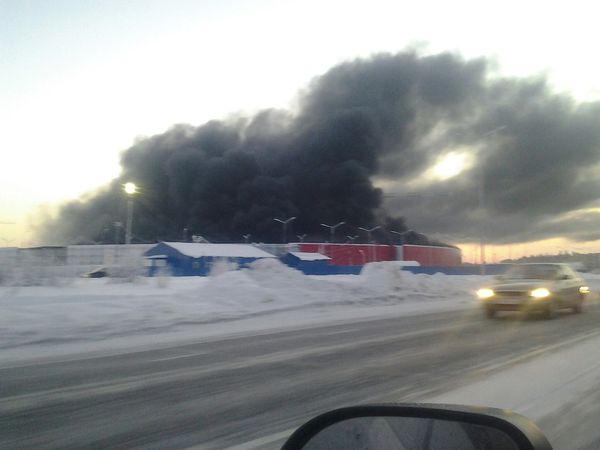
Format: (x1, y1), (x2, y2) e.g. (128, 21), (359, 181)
(281, 404), (552, 450)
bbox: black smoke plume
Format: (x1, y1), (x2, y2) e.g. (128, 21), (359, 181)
(43, 51), (600, 245)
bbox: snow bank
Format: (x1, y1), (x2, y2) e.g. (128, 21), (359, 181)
(359, 262), (487, 299)
(0, 261), (494, 359)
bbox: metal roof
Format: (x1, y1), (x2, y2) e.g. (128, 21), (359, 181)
(160, 242), (276, 259)
(288, 252), (331, 261)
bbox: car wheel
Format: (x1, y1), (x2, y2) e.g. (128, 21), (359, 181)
(484, 306), (496, 319)
(545, 300), (558, 319)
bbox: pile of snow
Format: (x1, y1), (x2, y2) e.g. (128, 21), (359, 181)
(0, 261), (491, 359)
(359, 262), (488, 299)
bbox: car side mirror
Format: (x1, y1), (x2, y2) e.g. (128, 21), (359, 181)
(560, 275), (570, 280)
(282, 404), (552, 450)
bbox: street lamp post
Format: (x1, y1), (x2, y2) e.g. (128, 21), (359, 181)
(358, 249), (366, 264)
(390, 229), (413, 245)
(273, 216), (296, 243)
(358, 226), (381, 243)
(243, 234), (252, 244)
(359, 225), (381, 262)
(479, 181), (486, 274)
(478, 125), (506, 275)
(296, 234), (307, 243)
(320, 221), (346, 243)
(123, 182), (137, 245)
(113, 222), (122, 244)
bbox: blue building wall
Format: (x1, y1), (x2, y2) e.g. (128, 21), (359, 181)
(145, 242), (193, 276)
(293, 264), (362, 276)
(280, 253), (332, 273)
(402, 264), (509, 276)
(144, 243), (269, 276)
(292, 264), (509, 276)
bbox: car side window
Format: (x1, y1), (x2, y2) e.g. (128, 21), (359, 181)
(543, 266), (561, 279)
(564, 266), (578, 279)
(557, 266), (573, 279)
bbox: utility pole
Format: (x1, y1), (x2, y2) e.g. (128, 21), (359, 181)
(479, 177), (486, 275)
(478, 125), (506, 275)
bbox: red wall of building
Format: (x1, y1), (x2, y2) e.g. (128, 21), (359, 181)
(297, 243), (395, 266)
(296, 243), (461, 267)
(401, 245), (461, 267)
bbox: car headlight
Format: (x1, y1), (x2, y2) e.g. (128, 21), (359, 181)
(579, 286), (590, 294)
(477, 288), (495, 299)
(530, 288), (550, 298)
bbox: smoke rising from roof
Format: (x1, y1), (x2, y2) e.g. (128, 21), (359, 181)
(43, 51), (600, 245)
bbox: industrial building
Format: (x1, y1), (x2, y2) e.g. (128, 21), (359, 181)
(0, 241), (465, 281)
(286, 243), (462, 267)
(144, 242), (276, 276)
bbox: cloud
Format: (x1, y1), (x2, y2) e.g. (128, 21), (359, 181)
(41, 50), (600, 245)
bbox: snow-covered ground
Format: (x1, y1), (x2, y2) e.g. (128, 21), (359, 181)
(3, 261), (600, 448)
(2, 260), (600, 364)
(428, 329), (600, 419)
(427, 329), (600, 449)
(0, 261), (486, 362)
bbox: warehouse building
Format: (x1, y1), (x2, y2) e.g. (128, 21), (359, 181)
(144, 242), (276, 276)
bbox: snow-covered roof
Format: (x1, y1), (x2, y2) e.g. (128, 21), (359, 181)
(145, 254), (168, 259)
(288, 252), (331, 261)
(161, 242), (276, 259)
(394, 260), (421, 267)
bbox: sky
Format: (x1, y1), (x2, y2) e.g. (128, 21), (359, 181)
(2, 0), (600, 258)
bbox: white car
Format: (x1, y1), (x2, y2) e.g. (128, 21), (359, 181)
(477, 263), (589, 319)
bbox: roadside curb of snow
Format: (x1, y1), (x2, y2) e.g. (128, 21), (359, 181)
(413, 328), (600, 402)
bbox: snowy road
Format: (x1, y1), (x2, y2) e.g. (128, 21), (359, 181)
(2, 306), (600, 449)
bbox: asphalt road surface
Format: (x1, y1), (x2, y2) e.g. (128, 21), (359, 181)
(2, 306), (600, 449)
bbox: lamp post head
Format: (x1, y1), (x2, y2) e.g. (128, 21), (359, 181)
(359, 225), (380, 233)
(390, 229), (413, 236)
(275, 216), (296, 225)
(123, 182), (137, 195)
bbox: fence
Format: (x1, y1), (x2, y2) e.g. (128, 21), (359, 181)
(292, 264), (509, 276)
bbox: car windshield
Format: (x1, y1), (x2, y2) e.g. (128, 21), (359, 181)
(503, 265), (560, 280)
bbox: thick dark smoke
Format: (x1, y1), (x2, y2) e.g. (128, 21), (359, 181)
(44, 50), (600, 245)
